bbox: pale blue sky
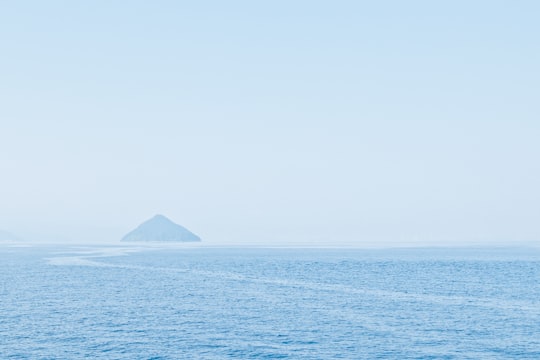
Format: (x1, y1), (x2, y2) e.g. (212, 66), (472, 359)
(1, 1), (539, 245)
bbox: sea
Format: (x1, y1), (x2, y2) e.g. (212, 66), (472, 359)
(1, 245), (539, 359)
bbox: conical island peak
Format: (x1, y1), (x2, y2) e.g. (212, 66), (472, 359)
(121, 214), (201, 242)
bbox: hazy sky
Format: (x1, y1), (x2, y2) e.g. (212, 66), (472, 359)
(1, 1), (539, 246)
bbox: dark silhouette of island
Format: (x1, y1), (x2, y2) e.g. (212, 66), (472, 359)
(121, 214), (201, 242)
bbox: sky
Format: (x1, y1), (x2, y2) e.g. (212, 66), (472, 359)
(0, 1), (539, 246)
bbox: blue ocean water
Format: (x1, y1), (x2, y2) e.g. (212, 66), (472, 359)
(1, 246), (540, 359)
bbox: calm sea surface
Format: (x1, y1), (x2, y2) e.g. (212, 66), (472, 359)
(1, 246), (539, 359)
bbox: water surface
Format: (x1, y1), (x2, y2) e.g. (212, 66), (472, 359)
(1, 246), (539, 359)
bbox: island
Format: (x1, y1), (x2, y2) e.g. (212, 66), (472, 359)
(0, 230), (20, 243)
(121, 214), (201, 242)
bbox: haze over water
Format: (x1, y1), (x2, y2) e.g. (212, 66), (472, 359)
(1, 1), (539, 247)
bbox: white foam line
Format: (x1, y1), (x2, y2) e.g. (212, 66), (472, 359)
(46, 249), (540, 316)
(46, 256), (112, 267)
(156, 267), (540, 315)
